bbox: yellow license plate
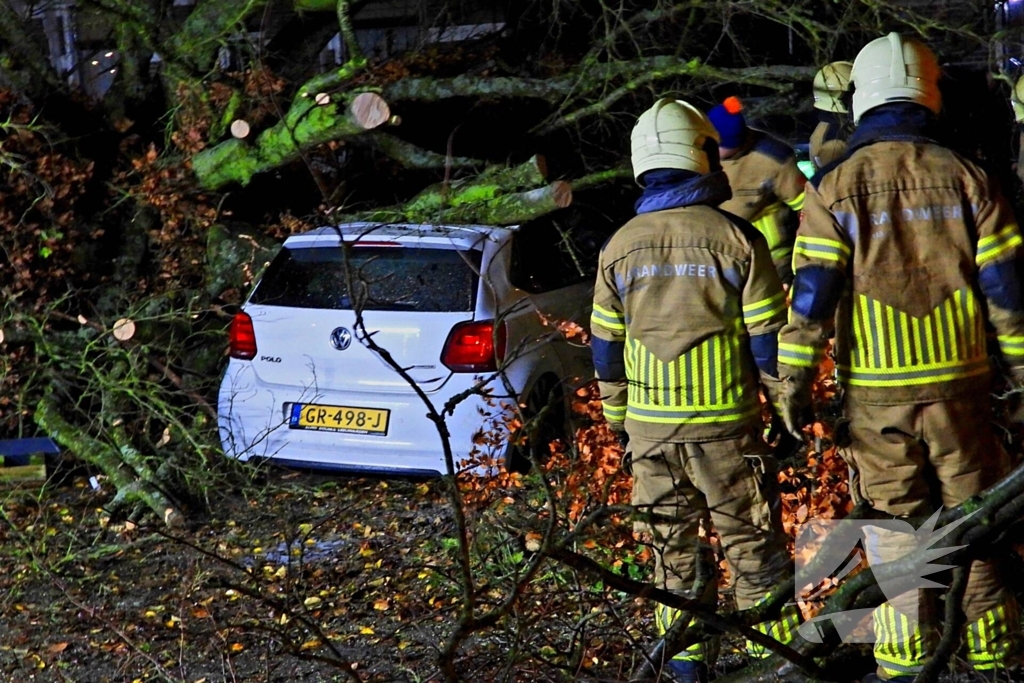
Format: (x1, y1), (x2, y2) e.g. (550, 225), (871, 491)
(289, 403), (390, 435)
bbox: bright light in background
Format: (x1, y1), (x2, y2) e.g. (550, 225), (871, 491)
(1012, 58), (1022, 66)
(105, 51), (114, 57)
(91, 60), (99, 65)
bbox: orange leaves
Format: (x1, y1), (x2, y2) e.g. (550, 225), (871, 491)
(119, 141), (218, 288)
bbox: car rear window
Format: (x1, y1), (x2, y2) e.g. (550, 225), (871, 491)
(248, 246), (481, 312)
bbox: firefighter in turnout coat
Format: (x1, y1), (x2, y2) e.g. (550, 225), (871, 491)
(778, 33), (1024, 681)
(590, 98), (798, 683)
(709, 96), (808, 285)
(809, 61), (854, 170)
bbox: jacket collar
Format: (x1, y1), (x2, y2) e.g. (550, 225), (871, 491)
(817, 110), (847, 127)
(847, 103), (943, 152)
(634, 169), (732, 215)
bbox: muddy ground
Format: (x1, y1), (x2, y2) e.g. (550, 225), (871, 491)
(0, 460), (1006, 683)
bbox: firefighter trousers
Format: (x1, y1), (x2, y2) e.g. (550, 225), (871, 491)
(844, 395), (1022, 679)
(630, 427), (796, 661)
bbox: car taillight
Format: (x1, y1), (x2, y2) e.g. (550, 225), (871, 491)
(441, 320), (506, 372)
(229, 311), (257, 360)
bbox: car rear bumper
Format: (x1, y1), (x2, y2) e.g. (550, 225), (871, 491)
(218, 362), (516, 475)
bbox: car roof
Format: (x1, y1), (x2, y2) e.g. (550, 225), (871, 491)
(282, 223), (516, 250)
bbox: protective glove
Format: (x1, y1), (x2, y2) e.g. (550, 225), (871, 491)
(762, 371), (814, 440)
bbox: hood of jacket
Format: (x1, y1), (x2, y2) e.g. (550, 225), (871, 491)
(634, 169), (733, 215)
(847, 103), (944, 152)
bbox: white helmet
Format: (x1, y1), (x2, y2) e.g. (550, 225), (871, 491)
(630, 98), (720, 181)
(813, 61), (853, 113)
(850, 32), (941, 123)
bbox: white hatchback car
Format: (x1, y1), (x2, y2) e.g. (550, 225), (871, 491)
(217, 208), (618, 476)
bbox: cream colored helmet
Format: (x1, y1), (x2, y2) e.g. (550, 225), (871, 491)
(1013, 76), (1024, 124)
(850, 32), (941, 123)
(631, 98), (720, 181)
(813, 61), (853, 113)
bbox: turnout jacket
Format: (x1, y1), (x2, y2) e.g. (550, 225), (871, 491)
(809, 112), (850, 170)
(591, 171), (787, 442)
(719, 130), (808, 283)
(779, 104), (1024, 405)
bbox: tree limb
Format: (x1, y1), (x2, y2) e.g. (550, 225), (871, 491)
(166, 0), (269, 73)
(353, 133), (483, 171)
(192, 90), (390, 188)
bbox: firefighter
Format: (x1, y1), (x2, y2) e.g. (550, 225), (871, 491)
(591, 98), (797, 683)
(1012, 75), (1024, 190)
(777, 33), (1024, 682)
(708, 96), (807, 285)
(809, 61), (853, 170)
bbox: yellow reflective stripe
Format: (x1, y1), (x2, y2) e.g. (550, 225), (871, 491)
(779, 342), (818, 368)
(871, 299), (885, 366)
(602, 403), (626, 418)
(794, 235), (851, 263)
(962, 289), (977, 357)
(953, 290), (967, 357)
(998, 335), (1024, 357)
(643, 344), (653, 405)
(657, 607), (704, 661)
(852, 298), (867, 367)
(702, 339), (712, 405)
(591, 303), (625, 331)
(859, 296), (875, 369)
(967, 604), (1016, 668)
(668, 357), (678, 407)
(771, 245), (793, 264)
(723, 334), (734, 404)
(753, 211), (781, 248)
(899, 311), (913, 366)
(842, 355), (988, 374)
(626, 404), (759, 424)
(746, 606), (801, 659)
(786, 190), (806, 211)
(886, 305), (899, 368)
(743, 291), (787, 324)
(923, 310), (936, 364)
(944, 299), (959, 360)
(977, 224), (1023, 265)
(932, 310), (948, 362)
(622, 332), (756, 424)
(910, 316), (923, 365)
(839, 357), (990, 386)
(873, 604), (926, 674)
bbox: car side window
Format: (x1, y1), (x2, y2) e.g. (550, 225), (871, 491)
(509, 206), (618, 293)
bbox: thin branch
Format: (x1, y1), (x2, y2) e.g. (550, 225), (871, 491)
(335, 0), (365, 66)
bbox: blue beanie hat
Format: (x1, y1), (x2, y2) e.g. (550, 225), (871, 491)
(708, 96), (747, 149)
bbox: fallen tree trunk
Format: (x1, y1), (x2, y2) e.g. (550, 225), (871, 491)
(192, 90), (390, 188)
(354, 133), (482, 170)
(192, 55), (814, 190)
(35, 394), (185, 527)
(343, 180), (572, 226)
(399, 155), (549, 213)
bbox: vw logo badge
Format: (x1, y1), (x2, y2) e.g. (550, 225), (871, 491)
(330, 327), (352, 351)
